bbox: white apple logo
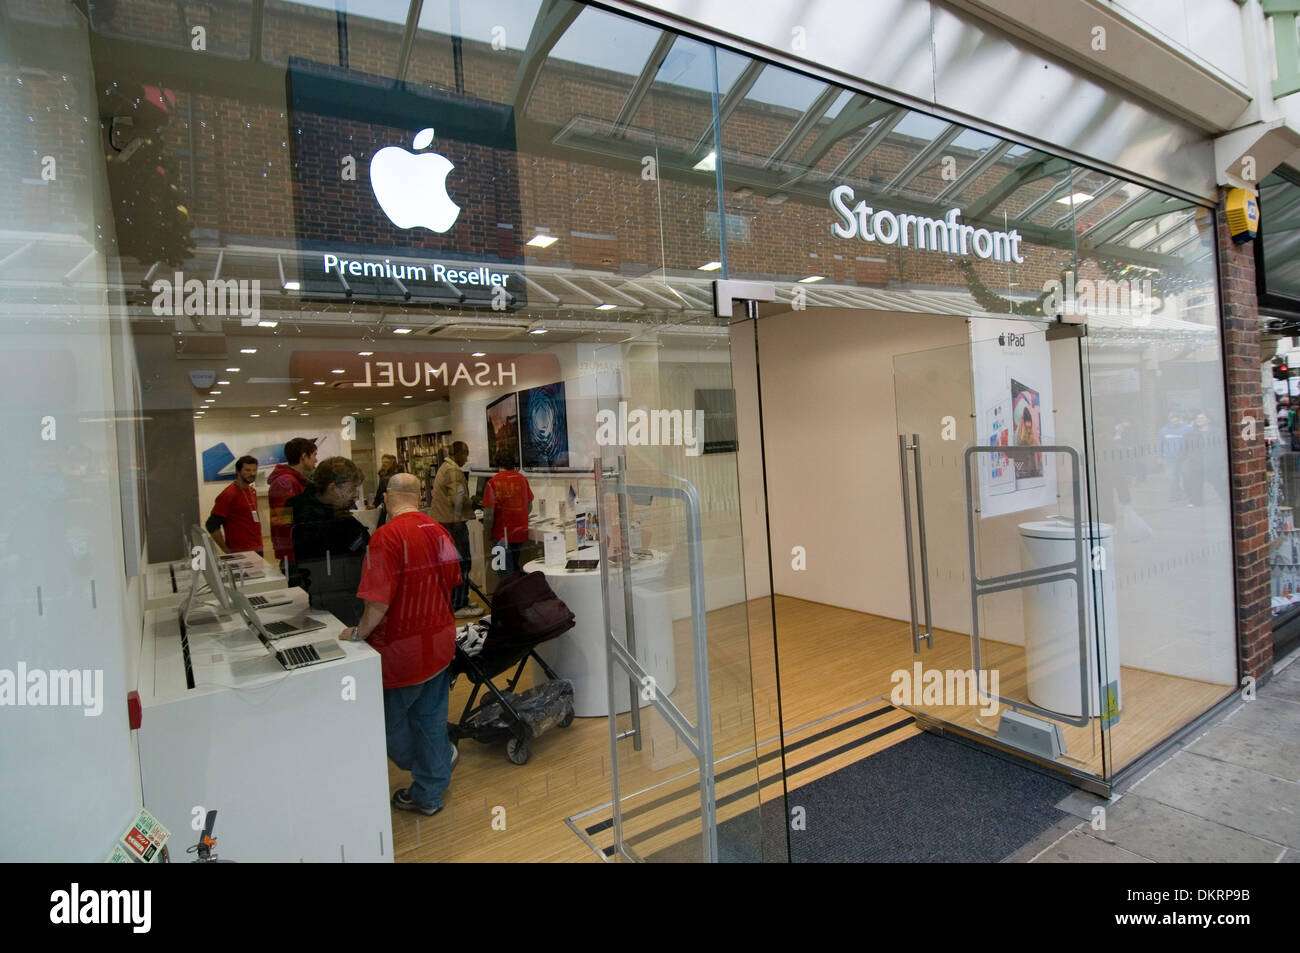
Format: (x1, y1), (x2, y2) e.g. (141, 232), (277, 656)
(370, 127), (461, 232)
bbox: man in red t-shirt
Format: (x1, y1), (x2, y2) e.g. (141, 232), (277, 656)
(205, 455), (263, 555)
(482, 467), (533, 579)
(346, 472), (462, 815)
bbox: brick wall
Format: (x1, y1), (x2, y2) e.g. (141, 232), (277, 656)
(86, 5), (1144, 296)
(1218, 194), (1273, 679)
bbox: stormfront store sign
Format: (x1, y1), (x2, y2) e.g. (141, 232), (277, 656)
(829, 185), (1026, 263)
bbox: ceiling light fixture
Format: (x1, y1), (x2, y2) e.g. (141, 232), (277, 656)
(525, 233), (558, 248)
(240, 348), (257, 354)
(693, 151), (717, 171)
(596, 303), (616, 310)
(698, 261), (722, 271)
(1056, 192), (1095, 205)
(798, 275), (826, 283)
(393, 328), (412, 334)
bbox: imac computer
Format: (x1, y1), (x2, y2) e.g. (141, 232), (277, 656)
(180, 525), (237, 626)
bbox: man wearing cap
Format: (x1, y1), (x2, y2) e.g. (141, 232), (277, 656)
(346, 472), (463, 816)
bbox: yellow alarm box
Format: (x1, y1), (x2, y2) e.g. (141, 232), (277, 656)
(1226, 187), (1260, 244)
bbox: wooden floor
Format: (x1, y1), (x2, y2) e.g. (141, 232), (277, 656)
(392, 595), (1232, 862)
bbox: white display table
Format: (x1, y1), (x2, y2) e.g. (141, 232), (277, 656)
(136, 598), (392, 862)
(143, 555), (287, 612)
(525, 550), (675, 717)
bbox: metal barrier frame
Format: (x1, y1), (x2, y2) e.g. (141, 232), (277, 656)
(597, 458), (718, 863)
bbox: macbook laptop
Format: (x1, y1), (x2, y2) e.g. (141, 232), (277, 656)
(219, 561), (291, 610)
(231, 589), (343, 669)
(249, 623), (345, 671)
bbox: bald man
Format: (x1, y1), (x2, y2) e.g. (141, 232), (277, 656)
(348, 471), (464, 816)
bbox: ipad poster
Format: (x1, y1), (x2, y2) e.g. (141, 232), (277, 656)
(970, 317), (1056, 518)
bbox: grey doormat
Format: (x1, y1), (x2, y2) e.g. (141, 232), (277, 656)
(653, 731), (1075, 863)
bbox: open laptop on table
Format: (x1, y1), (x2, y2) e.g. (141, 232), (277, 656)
(216, 560), (296, 613)
(232, 589), (344, 670)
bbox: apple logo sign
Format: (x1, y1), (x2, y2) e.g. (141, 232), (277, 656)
(369, 127), (461, 232)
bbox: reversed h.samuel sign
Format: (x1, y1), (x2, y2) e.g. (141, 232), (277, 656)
(830, 186), (1025, 263)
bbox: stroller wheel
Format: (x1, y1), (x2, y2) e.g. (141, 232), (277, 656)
(557, 705), (575, 729)
(506, 736), (531, 765)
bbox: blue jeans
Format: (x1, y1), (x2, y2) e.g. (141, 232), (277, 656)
(383, 668), (452, 810)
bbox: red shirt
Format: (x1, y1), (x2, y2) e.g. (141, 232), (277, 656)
(267, 463), (306, 561)
(357, 512), (462, 689)
(211, 482), (262, 553)
(483, 470), (533, 543)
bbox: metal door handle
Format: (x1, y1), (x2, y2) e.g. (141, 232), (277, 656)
(898, 433), (934, 651)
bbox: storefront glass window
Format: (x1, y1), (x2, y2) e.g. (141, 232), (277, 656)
(715, 48), (1237, 783)
(1259, 170), (1300, 306)
(2, 0), (1245, 861)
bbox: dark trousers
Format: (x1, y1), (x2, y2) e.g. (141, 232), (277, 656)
(440, 521), (471, 609)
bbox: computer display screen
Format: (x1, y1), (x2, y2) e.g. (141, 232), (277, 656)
(189, 525), (233, 609)
(485, 392), (520, 470)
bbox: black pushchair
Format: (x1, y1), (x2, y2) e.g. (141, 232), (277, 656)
(448, 571), (577, 765)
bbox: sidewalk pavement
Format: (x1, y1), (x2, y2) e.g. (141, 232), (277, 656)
(1005, 650), (1300, 863)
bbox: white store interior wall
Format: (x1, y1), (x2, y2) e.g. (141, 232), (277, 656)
(730, 306), (1236, 686)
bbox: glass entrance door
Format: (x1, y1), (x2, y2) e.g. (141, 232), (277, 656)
(893, 321), (1116, 781)
(589, 329), (772, 864)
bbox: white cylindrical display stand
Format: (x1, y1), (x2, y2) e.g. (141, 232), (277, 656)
(1018, 520), (1120, 718)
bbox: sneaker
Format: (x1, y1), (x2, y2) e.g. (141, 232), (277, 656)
(455, 606), (482, 618)
(449, 744), (459, 773)
(391, 788), (441, 816)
